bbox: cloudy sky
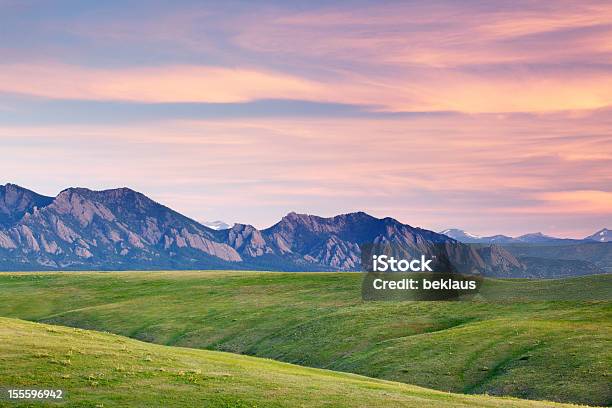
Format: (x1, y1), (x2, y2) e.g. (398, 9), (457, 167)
(1, 0), (610, 237)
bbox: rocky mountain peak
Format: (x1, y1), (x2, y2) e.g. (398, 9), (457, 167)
(224, 223), (270, 257)
(515, 232), (559, 243)
(585, 228), (611, 242)
(276, 211), (380, 232)
(279, 211), (315, 225)
(0, 183), (53, 228)
(59, 187), (146, 205)
(519, 232), (545, 238)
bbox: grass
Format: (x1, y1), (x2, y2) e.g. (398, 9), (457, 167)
(0, 272), (609, 406)
(0, 317), (585, 407)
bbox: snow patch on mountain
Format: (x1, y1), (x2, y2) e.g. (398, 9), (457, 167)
(202, 220), (231, 230)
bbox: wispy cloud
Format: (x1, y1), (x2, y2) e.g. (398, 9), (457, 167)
(2, 1), (612, 112)
(2, 60), (610, 113)
(521, 190), (612, 214)
(0, 63), (323, 103)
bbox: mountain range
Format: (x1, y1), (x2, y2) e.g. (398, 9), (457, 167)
(0, 184), (608, 276)
(438, 228), (612, 274)
(439, 228), (610, 244)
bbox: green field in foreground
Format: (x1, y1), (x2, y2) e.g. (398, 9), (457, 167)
(0, 317), (584, 407)
(0, 272), (610, 406)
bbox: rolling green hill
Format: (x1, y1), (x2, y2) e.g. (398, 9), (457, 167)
(0, 272), (610, 406)
(0, 317), (582, 408)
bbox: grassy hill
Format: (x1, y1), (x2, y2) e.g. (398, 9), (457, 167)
(0, 272), (610, 406)
(0, 317), (585, 407)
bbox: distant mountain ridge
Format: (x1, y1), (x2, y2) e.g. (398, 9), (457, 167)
(439, 227), (611, 275)
(439, 228), (599, 244)
(0, 184), (608, 277)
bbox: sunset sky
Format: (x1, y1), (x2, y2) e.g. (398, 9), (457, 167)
(1, 0), (610, 237)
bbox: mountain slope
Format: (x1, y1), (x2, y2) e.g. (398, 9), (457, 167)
(0, 317), (576, 407)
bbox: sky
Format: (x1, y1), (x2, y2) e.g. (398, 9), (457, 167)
(0, 0), (611, 237)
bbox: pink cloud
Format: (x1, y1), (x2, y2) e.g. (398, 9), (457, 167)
(0, 63), (322, 103)
(1, 108), (609, 236)
(1, 60), (611, 113)
(4, 2), (611, 114)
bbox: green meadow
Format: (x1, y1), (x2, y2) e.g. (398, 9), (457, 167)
(0, 317), (584, 408)
(0, 272), (610, 406)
